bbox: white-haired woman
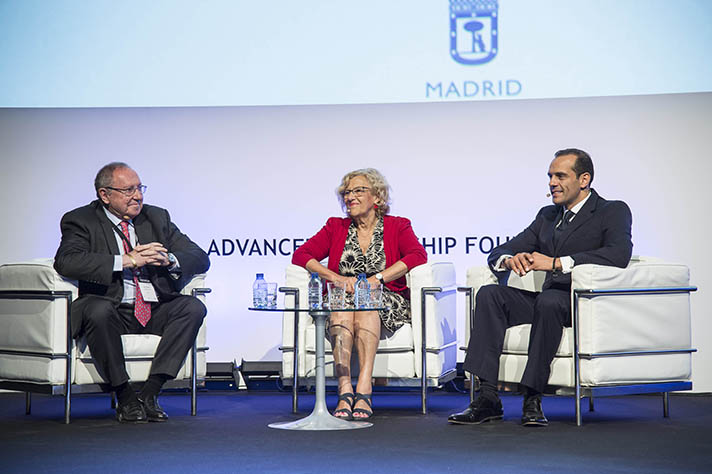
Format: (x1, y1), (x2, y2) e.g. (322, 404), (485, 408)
(292, 168), (427, 420)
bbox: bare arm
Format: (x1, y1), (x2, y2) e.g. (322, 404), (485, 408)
(305, 258), (358, 293)
(366, 260), (408, 288)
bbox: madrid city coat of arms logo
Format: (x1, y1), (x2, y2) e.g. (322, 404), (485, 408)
(450, 0), (499, 65)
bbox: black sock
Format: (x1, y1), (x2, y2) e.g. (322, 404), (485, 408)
(140, 374), (171, 399)
(522, 385), (541, 400)
(478, 379), (499, 402)
(114, 382), (137, 406)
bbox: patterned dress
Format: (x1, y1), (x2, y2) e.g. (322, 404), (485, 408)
(338, 217), (411, 333)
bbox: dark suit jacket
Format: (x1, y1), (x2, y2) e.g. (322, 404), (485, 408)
(488, 189), (633, 290)
(54, 200), (210, 335)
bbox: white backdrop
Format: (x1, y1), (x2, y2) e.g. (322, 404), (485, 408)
(1, 92), (710, 391)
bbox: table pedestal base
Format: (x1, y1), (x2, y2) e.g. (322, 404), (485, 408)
(269, 309), (372, 430)
(268, 410), (372, 430)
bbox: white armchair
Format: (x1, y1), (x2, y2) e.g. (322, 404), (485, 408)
(459, 256), (696, 425)
(280, 262), (458, 413)
(0, 259), (210, 423)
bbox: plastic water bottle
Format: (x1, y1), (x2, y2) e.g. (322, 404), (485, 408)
(308, 272), (322, 309)
(354, 273), (370, 309)
(253, 273), (267, 308)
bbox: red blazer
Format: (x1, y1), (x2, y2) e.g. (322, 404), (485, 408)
(292, 215), (427, 298)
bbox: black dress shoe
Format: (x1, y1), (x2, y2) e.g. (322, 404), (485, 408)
(521, 395), (548, 427)
(138, 395), (169, 422)
(116, 399), (148, 424)
(448, 396), (503, 425)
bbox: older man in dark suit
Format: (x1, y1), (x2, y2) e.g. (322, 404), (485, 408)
(449, 148), (633, 427)
(54, 162), (210, 423)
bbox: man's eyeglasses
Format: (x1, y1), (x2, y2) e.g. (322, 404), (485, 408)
(341, 186), (370, 198)
(105, 185), (147, 196)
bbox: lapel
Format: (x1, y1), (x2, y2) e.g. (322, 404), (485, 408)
(93, 202), (121, 255)
(554, 189), (600, 254)
(542, 208), (559, 255)
(133, 210), (155, 246)
(131, 209), (160, 282)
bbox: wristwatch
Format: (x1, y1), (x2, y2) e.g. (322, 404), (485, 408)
(167, 252), (177, 267)
(375, 273), (384, 282)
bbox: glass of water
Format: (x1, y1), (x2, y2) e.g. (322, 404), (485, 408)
(266, 282), (278, 309)
(327, 281), (346, 310)
(368, 283), (383, 309)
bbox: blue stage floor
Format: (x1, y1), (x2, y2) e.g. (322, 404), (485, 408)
(1, 390), (711, 473)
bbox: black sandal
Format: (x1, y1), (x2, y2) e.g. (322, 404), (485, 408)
(334, 392), (354, 420)
(353, 393), (373, 420)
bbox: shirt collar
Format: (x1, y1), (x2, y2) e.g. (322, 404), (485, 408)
(102, 206), (132, 227)
(567, 190), (592, 216)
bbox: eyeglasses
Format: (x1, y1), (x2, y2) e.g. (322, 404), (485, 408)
(105, 185), (147, 196)
(341, 186), (371, 198)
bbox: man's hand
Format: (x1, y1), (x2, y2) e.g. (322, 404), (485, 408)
(504, 253), (534, 276)
(530, 252), (556, 271)
(505, 252), (560, 275)
(123, 242), (170, 268)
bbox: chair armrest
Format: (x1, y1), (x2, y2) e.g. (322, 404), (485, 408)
(180, 273), (209, 297)
(177, 273), (210, 349)
(407, 262), (456, 290)
(0, 259), (78, 297)
(464, 266), (497, 291)
(571, 258), (693, 354)
(407, 263), (458, 377)
(0, 259), (77, 357)
(572, 258), (690, 290)
(281, 265), (311, 377)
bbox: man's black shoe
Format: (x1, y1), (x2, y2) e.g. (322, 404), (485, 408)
(521, 394), (548, 427)
(448, 396), (503, 425)
(116, 399), (148, 424)
(138, 395), (169, 422)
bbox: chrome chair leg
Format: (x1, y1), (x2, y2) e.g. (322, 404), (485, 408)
(191, 341), (197, 416)
(469, 374), (475, 403)
(420, 287), (441, 415)
(663, 392), (670, 417)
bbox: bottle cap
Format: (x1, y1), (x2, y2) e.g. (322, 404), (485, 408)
(311, 272), (318, 277)
(256, 273), (264, 278)
(358, 273), (366, 278)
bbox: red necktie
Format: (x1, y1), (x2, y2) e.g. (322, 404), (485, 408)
(120, 221), (152, 326)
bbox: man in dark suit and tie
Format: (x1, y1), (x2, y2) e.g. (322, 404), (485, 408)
(54, 162), (210, 423)
(448, 148), (632, 427)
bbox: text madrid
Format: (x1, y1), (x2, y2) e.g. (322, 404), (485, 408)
(425, 79), (522, 98)
(207, 236), (512, 257)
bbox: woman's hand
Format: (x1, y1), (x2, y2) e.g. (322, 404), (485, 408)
(332, 274), (357, 293)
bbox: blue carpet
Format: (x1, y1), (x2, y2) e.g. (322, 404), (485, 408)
(1, 391), (711, 473)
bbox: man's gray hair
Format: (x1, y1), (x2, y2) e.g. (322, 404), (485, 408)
(94, 162), (131, 198)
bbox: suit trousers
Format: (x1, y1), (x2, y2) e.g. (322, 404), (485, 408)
(463, 284), (571, 393)
(73, 295), (207, 387)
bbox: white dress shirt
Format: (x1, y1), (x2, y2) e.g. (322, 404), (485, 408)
(103, 207), (139, 304)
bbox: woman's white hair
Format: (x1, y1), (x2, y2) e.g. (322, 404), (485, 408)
(336, 168), (391, 217)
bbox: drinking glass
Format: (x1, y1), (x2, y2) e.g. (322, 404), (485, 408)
(327, 281), (346, 310)
(266, 282), (278, 309)
(368, 283), (383, 309)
